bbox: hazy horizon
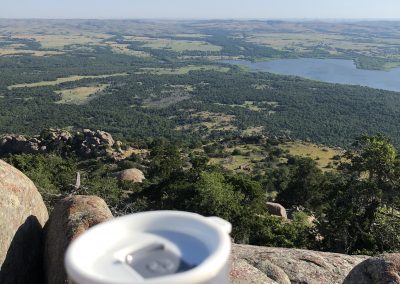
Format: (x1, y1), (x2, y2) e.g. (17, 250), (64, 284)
(1, 18), (400, 21)
(2, 0), (400, 20)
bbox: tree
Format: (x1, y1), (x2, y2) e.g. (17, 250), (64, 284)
(276, 156), (323, 209)
(316, 134), (400, 254)
(342, 134), (396, 185)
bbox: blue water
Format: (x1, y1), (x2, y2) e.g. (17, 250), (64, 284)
(222, 58), (400, 92)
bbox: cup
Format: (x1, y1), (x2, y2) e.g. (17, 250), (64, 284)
(65, 211), (232, 284)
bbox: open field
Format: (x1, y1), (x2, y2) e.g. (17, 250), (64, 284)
(209, 144), (265, 172)
(55, 84), (109, 105)
(280, 142), (344, 170)
(244, 30), (400, 69)
(137, 65), (229, 75)
(106, 42), (151, 57)
(140, 85), (194, 108)
(127, 36), (222, 52)
(8, 73), (128, 89)
(209, 141), (345, 173)
(0, 48), (64, 57)
(242, 126), (264, 136)
(14, 33), (110, 49)
(192, 111), (236, 131)
(174, 33), (209, 38)
(176, 111), (237, 133)
(246, 32), (399, 57)
(215, 101), (278, 113)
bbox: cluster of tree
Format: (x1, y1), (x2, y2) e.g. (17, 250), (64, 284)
(3, 28), (400, 146)
(3, 46), (400, 146)
(4, 134), (400, 255)
(274, 134), (400, 254)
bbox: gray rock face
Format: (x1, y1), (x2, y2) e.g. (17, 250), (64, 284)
(0, 135), (42, 154)
(0, 160), (49, 284)
(230, 244), (368, 284)
(343, 253), (400, 284)
(44, 195), (113, 284)
(77, 129), (115, 157)
(0, 128), (122, 158)
(266, 202), (288, 219)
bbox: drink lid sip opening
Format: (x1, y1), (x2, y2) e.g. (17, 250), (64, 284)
(65, 211), (232, 284)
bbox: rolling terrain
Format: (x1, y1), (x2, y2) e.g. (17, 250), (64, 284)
(1, 19), (400, 147)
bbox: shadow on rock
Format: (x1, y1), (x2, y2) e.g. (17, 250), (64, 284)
(0, 215), (45, 284)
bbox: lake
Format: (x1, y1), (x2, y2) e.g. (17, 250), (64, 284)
(222, 58), (400, 92)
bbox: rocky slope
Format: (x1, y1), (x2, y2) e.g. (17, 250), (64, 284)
(0, 128), (137, 160)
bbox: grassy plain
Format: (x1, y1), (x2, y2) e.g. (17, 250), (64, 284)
(176, 111), (237, 132)
(242, 126), (264, 136)
(280, 142), (343, 170)
(215, 101), (278, 113)
(137, 65), (229, 75)
(15, 34), (110, 49)
(0, 48), (64, 57)
(209, 144), (265, 171)
(8, 73), (128, 89)
(130, 37), (222, 52)
(55, 84), (109, 105)
(106, 42), (151, 57)
(174, 34), (208, 38)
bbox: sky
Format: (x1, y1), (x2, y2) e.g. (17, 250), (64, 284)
(1, 0), (400, 20)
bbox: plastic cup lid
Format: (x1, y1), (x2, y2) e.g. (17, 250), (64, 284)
(65, 211), (232, 284)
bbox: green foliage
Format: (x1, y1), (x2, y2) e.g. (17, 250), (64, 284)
(249, 213), (311, 248)
(4, 154), (77, 207)
(194, 172), (242, 218)
(4, 128), (400, 255)
(315, 134), (400, 254)
(343, 134), (397, 183)
(276, 156), (323, 209)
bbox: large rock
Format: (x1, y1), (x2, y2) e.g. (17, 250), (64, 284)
(44, 195), (113, 284)
(0, 135), (41, 154)
(266, 202), (287, 219)
(0, 160), (49, 284)
(116, 168), (145, 183)
(343, 253), (400, 284)
(0, 128), (121, 158)
(230, 244), (368, 284)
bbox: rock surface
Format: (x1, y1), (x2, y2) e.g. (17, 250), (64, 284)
(116, 168), (145, 183)
(0, 160), (49, 284)
(44, 195), (113, 284)
(266, 202), (288, 219)
(343, 253), (400, 284)
(230, 244), (369, 284)
(0, 128), (133, 159)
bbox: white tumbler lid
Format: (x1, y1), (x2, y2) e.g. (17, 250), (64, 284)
(65, 211), (231, 284)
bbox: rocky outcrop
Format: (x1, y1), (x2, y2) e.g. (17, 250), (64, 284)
(43, 195), (113, 284)
(76, 129), (115, 157)
(0, 128), (140, 160)
(266, 202), (287, 219)
(343, 253), (400, 284)
(115, 168), (145, 183)
(0, 135), (43, 154)
(230, 244), (369, 284)
(0, 160), (49, 284)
